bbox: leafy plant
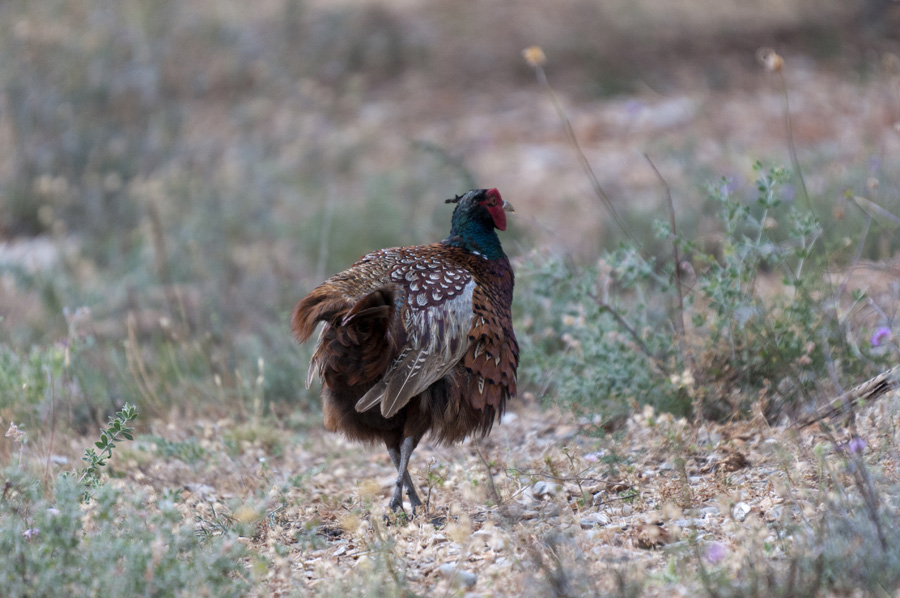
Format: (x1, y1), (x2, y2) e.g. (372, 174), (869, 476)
(78, 403), (137, 500)
(518, 162), (893, 424)
(0, 472), (248, 598)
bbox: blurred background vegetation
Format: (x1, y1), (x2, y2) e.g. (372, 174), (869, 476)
(0, 0), (899, 436)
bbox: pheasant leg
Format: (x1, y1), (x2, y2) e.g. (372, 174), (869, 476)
(387, 437), (421, 514)
(387, 448), (421, 507)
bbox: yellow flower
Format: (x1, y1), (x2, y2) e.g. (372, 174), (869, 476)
(756, 48), (784, 73)
(522, 46), (546, 68)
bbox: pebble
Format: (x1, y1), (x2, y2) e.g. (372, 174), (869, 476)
(500, 412), (518, 424)
(439, 564), (477, 588)
(766, 506), (784, 521)
(672, 518), (706, 528)
(580, 512), (611, 528)
(532, 481), (558, 498)
(696, 506), (720, 517)
(732, 502), (751, 522)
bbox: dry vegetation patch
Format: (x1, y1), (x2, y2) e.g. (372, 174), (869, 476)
(31, 388), (889, 596)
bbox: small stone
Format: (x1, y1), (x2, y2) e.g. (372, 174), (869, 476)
(500, 412), (518, 424)
(542, 504), (561, 518)
(672, 518), (706, 528)
(439, 564), (477, 588)
(732, 502), (751, 522)
(580, 512), (611, 529)
(766, 506), (784, 521)
(532, 481), (558, 499)
(696, 506), (720, 517)
(472, 529), (504, 550)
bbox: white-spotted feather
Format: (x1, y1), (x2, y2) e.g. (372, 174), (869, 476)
(305, 324), (329, 388)
(355, 277), (475, 417)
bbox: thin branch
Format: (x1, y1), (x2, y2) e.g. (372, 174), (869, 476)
(589, 292), (671, 377)
(846, 194), (900, 230)
(44, 370), (57, 483)
(644, 153), (693, 374)
(776, 69), (810, 209)
(531, 64), (633, 241)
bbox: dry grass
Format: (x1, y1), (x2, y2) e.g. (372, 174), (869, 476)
(2, 1), (900, 595)
(9, 389), (896, 596)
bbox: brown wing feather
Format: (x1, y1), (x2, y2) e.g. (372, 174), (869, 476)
(291, 254), (406, 391)
(462, 255), (518, 414)
(295, 285), (400, 390)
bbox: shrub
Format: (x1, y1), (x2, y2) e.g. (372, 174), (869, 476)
(0, 472), (249, 598)
(518, 163), (895, 424)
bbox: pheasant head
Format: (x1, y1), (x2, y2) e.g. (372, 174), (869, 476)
(444, 188), (515, 259)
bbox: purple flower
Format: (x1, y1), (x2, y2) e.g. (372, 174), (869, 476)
(848, 437), (866, 454)
(868, 155), (882, 174)
(624, 99), (644, 117)
(22, 528), (39, 540)
(781, 183), (796, 202)
(583, 452), (602, 462)
(704, 542), (728, 564)
(871, 327), (891, 347)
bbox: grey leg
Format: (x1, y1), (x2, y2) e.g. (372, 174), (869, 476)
(387, 447), (422, 510)
(387, 437), (421, 515)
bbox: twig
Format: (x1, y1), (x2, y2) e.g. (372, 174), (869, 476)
(44, 371), (57, 482)
(818, 425), (887, 552)
(819, 330), (843, 398)
(588, 292), (671, 377)
(776, 68), (810, 209)
(473, 442), (505, 513)
(125, 312), (163, 411)
(530, 63), (633, 241)
(797, 364), (900, 428)
(505, 467), (610, 486)
(757, 48), (809, 209)
(693, 541), (723, 598)
(644, 153), (693, 375)
(476, 443), (582, 597)
(146, 198), (186, 333)
(846, 194), (900, 230)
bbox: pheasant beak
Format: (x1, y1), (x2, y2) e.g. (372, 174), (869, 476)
(502, 200), (515, 213)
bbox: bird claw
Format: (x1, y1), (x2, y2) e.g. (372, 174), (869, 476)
(386, 485), (422, 520)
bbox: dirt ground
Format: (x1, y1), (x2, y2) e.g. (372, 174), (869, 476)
(97, 381), (899, 596)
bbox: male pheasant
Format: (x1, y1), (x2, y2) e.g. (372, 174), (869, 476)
(291, 188), (519, 514)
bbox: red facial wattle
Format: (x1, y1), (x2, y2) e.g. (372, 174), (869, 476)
(484, 188), (507, 231)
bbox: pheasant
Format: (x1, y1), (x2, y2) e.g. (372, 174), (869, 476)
(291, 188), (519, 514)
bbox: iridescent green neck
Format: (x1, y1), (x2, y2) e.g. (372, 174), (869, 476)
(444, 209), (506, 260)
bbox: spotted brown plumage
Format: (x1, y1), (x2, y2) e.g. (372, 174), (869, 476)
(291, 188), (518, 514)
